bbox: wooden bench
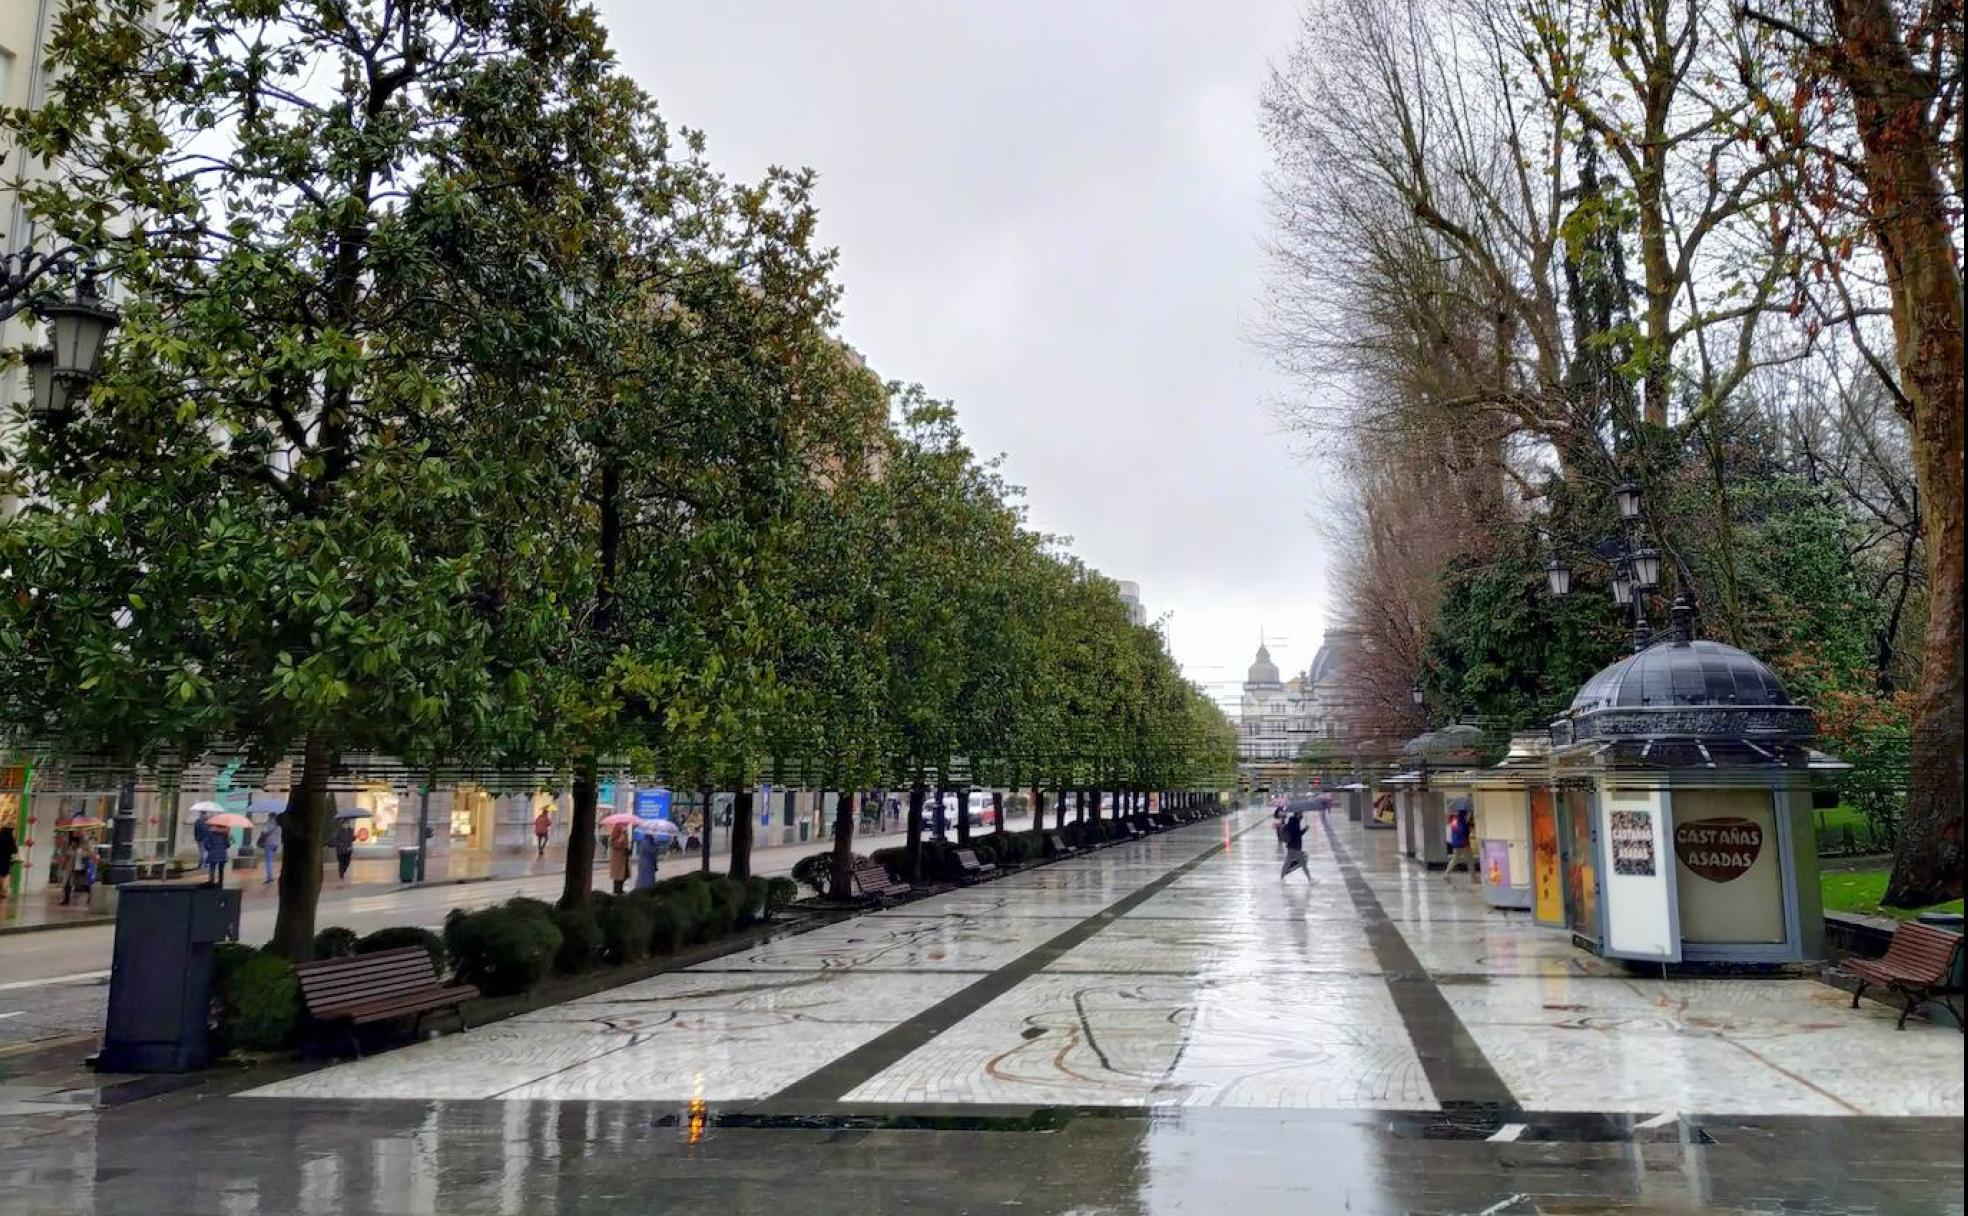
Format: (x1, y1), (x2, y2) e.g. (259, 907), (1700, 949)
(1839, 922), (1964, 1031)
(853, 862), (914, 905)
(953, 848), (998, 881)
(1122, 820), (1146, 840)
(295, 947), (479, 1056)
(1044, 832), (1079, 858)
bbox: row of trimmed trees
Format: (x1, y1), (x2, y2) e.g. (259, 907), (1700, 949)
(0, 0), (1234, 957)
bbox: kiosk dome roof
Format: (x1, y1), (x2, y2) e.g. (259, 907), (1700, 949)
(1553, 636), (1813, 749)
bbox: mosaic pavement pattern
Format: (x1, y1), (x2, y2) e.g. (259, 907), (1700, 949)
(245, 810), (1965, 1117)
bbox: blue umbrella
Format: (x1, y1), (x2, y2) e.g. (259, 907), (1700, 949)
(247, 797), (289, 816)
(636, 817), (679, 841)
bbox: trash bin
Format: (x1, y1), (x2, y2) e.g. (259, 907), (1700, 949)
(95, 881), (241, 1073)
(398, 846), (420, 883)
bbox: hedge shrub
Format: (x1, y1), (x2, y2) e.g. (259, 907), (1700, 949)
(653, 876), (714, 939)
(356, 926), (447, 975)
(445, 905), (561, 996)
(643, 895), (689, 953)
(739, 876), (771, 926)
(211, 941), (258, 1004)
(216, 951), (301, 1052)
(595, 898), (652, 965)
(551, 905), (602, 974)
(686, 872), (746, 936)
(765, 877), (798, 918)
(312, 926), (359, 960)
(793, 850), (865, 897)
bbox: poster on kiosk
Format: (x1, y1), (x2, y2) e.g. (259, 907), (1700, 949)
(1599, 787), (1680, 962)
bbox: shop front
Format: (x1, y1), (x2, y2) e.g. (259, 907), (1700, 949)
(1547, 632), (1839, 965)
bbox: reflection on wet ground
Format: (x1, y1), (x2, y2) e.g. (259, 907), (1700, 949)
(0, 809), (1960, 1214)
(5, 1095), (1961, 1214)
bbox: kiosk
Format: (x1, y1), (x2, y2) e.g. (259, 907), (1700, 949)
(1472, 734), (1550, 912)
(1547, 613), (1842, 965)
(1388, 726), (1488, 868)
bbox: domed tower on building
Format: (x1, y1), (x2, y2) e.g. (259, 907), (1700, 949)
(1239, 639), (1293, 766)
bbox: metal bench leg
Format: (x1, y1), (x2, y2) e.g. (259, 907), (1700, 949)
(1850, 979), (1867, 1009)
(1897, 989), (1919, 1030)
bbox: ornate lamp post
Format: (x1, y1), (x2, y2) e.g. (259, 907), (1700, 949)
(13, 270), (125, 876)
(1547, 477), (1678, 650)
(21, 276), (120, 424)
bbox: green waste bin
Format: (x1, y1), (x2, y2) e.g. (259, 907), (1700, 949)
(397, 847), (419, 883)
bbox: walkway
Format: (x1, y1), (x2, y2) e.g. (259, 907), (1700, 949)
(1, 808), (1960, 1214)
(0, 815), (1029, 1047)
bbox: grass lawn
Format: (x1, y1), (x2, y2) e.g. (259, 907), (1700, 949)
(1821, 868), (1965, 921)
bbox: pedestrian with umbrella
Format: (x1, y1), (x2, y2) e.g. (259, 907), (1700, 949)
(600, 815), (633, 894)
(331, 815), (357, 881)
(193, 808), (247, 886)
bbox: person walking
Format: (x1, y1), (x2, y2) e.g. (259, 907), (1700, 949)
(532, 807), (552, 858)
(196, 812), (229, 887)
(331, 820), (356, 881)
(1279, 812), (1313, 884)
(60, 832), (95, 906)
(258, 814), (282, 885)
(0, 824), (17, 900)
(1444, 797), (1478, 884)
(608, 825), (631, 895)
(634, 827), (660, 891)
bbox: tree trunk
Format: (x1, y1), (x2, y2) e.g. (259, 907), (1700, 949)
(906, 781), (926, 880)
(955, 784), (971, 844)
(1032, 789), (1046, 838)
(558, 758), (599, 910)
(1090, 788), (1102, 822)
(269, 732), (334, 960)
(729, 787), (754, 882)
(699, 787), (714, 873)
(992, 789), (1004, 836)
(830, 790), (856, 901)
(1815, 0), (1966, 907)
(1054, 783), (1067, 831)
(728, 787), (747, 881)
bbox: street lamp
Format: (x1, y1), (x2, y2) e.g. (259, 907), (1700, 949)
(44, 278), (120, 379)
(1545, 554), (1573, 597)
(19, 277), (119, 424)
(1410, 681), (1425, 707)
(1541, 475), (1686, 652)
(1610, 562), (1634, 607)
(1613, 479), (1644, 522)
(1629, 545), (1662, 592)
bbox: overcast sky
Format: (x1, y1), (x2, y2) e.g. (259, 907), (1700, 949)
(598, 1), (1324, 709)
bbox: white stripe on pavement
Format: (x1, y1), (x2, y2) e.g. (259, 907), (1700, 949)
(0, 970), (109, 992)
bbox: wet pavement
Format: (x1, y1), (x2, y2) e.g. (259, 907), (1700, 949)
(0, 807), (1960, 1213)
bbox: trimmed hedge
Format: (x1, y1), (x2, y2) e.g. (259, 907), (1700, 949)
(355, 925), (447, 975)
(765, 876), (798, 918)
(312, 926), (359, 960)
(444, 905), (561, 996)
(595, 897), (652, 965)
(643, 895), (689, 953)
(552, 905), (603, 974)
(652, 876), (714, 940)
(793, 851), (866, 898)
(216, 950), (301, 1052)
(740, 876), (770, 927)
